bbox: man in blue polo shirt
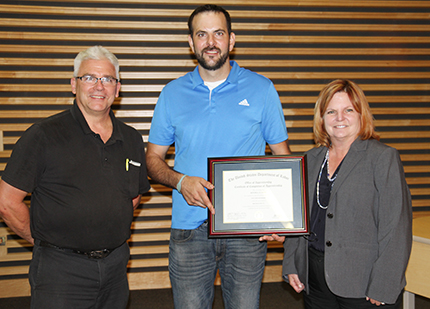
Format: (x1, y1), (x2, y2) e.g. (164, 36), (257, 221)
(0, 46), (150, 308)
(146, 4), (291, 309)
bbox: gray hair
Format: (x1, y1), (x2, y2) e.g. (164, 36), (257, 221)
(73, 45), (120, 80)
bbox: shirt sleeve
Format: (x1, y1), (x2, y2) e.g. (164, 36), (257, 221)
(2, 124), (46, 193)
(261, 82), (288, 145)
(148, 90), (175, 146)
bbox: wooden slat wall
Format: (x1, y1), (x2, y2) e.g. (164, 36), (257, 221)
(0, 0), (429, 298)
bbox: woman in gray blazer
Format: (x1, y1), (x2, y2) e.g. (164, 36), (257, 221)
(264, 79), (412, 308)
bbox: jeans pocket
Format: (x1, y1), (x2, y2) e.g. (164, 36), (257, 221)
(170, 228), (194, 243)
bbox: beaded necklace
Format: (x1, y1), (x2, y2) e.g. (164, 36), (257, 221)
(316, 149), (337, 210)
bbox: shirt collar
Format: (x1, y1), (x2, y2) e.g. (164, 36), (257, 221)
(70, 100), (124, 143)
(191, 60), (239, 89)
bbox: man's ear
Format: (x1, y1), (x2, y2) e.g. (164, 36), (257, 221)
(115, 81), (121, 98)
(71, 77), (77, 95)
(188, 35), (195, 53)
(229, 32), (236, 52)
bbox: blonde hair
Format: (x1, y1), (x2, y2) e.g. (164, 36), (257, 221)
(313, 79), (379, 147)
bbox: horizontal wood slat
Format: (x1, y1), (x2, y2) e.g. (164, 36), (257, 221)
(3, 83), (430, 93)
(2, 106), (430, 119)
(4, 70), (430, 80)
(2, 3), (430, 18)
(2, 32), (430, 44)
(11, 0), (430, 8)
(4, 57), (430, 68)
(5, 58), (430, 69)
(3, 18), (430, 32)
(0, 70), (430, 80)
(2, 45), (430, 56)
(1, 96), (429, 104)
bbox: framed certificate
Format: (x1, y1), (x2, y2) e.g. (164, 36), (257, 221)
(207, 155), (309, 238)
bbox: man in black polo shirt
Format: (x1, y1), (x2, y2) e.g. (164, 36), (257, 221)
(0, 46), (150, 308)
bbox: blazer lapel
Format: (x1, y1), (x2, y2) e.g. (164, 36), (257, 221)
(329, 138), (368, 199)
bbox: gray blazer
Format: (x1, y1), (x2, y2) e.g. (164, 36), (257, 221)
(282, 138), (412, 304)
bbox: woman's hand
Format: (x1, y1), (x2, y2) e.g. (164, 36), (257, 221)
(288, 274), (305, 293)
(366, 297), (385, 306)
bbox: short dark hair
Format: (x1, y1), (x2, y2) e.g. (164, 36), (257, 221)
(188, 4), (232, 35)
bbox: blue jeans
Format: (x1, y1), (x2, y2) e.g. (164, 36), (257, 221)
(29, 241), (130, 309)
(169, 221), (267, 309)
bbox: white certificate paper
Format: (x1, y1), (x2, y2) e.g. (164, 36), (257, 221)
(222, 169), (294, 224)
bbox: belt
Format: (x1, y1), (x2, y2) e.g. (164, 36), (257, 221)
(36, 240), (113, 259)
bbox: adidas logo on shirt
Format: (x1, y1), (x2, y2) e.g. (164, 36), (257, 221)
(238, 99), (250, 106)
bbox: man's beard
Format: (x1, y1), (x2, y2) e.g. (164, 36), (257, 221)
(195, 46), (229, 71)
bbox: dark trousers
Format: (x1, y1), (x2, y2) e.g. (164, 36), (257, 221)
(29, 241), (130, 309)
(304, 247), (403, 309)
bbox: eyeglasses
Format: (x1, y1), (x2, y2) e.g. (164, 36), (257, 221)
(76, 75), (119, 86)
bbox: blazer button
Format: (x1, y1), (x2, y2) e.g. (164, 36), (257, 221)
(326, 241), (332, 247)
(327, 213), (333, 219)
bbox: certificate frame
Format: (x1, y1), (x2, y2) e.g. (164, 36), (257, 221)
(207, 155), (309, 238)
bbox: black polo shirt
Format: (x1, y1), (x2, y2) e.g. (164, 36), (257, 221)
(2, 101), (150, 251)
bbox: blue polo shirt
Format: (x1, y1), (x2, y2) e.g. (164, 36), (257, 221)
(149, 61), (288, 229)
